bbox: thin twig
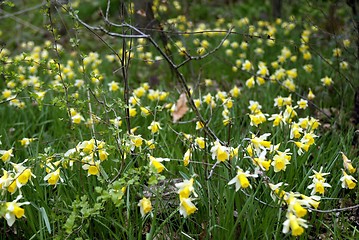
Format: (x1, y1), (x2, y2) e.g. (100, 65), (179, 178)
(47, 5), (72, 128)
(0, 2), (46, 20)
(176, 27), (234, 69)
(309, 204), (359, 213)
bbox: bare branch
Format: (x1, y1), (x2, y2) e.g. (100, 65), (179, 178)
(309, 204), (359, 213)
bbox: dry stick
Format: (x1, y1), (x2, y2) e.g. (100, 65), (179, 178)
(309, 204), (359, 213)
(121, 32), (131, 135)
(87, 89), (96, 138)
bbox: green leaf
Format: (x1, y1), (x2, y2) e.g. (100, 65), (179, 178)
(39, 207), (52, 234)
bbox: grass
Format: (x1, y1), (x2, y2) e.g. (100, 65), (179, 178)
(0, 0), (358, 239)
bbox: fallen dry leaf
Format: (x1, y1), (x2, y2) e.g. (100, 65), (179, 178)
(172, 93), (189, 123)
(136, 9), (146, 17)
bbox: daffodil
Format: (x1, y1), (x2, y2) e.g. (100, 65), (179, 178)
(0, 170), (13, 190)
(175, 178), (197, 199)
(290, 123), (303, 139)
(268, 113), (285, 126)
(320, 76), (333, 86)
(3, 195), (30, 226)
(140, 107), (151, 117)
(108, 81), (120, 92)
(195, 137), (205, 149)
(282, 212), (308, 236)
(148, 121), (161, 134)
(228, 167), (258, 191)
(271, 151), (291, 172)
(230, 85), (241, 98)
(297, 99), (308, 109)
(245, 76), (255, 88)
(0, 148), (13, 162)
(250, 133), (271, 151)
(307, 88), (315, 100)
(300, 194), (321, 209)
(109, 117), (122, 128)
(268, 182), (288, 202)
(78, 139), (95, 154)
(183, 149), (192, 167)
(148, 155), (169, 173)
(44, 168), (62, 186)
(138, 197), (152, 217)
(341, 152), (356, 174)
(309, 167), (330, 181)
(179, 197), (197, 217)
(19, 138), (35, 147)
(340, 169), (357, 189)
(252, 150), (271, 171)
(294, 141), (310, 155)
(130, 135), (143, 150)
(133, 86), (146, 97)
(82, 161), (100, 176)
(210, 141), (229, 162)
(307, 178), (331, 195)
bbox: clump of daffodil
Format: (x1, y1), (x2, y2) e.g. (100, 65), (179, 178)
(307, 167), (331, 195)
(247, 100), (268, 126)
(292, 130), (317, 155)
(228, 167), (258, 191)
(175, 178), (198, 217)
(269, 184), (312, 237)
(75, 139), (109, 176)
(0, 160), (36, 194)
